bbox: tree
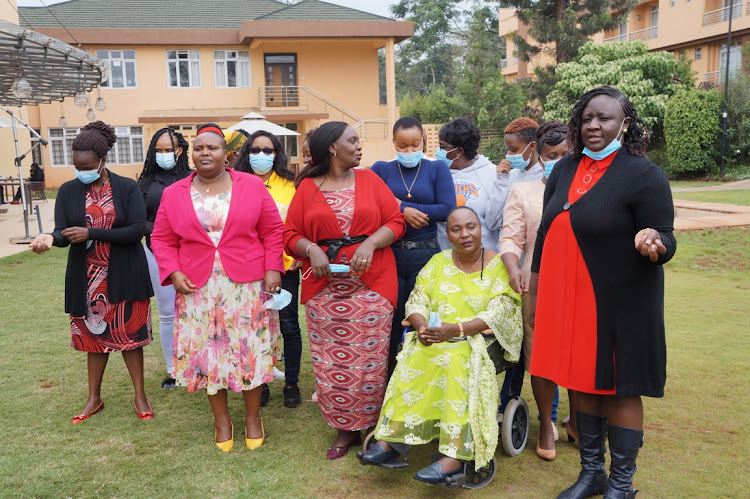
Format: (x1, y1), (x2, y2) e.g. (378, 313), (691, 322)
(544, 41), (694, 139)
(390, 0), (463, 95)
(501, 0), (639, 64)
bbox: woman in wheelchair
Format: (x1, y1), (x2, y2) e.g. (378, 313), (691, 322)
(359, 206), (523, 485)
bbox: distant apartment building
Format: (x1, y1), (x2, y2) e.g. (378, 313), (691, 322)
(499, 1), (748, 86)
(16, 0), (412, 187)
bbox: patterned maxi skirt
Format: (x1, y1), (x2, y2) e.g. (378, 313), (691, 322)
(306, 275), (393, 431)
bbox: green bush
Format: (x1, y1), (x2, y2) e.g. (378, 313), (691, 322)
(664, 88), (722, 176)
(725, 74), (750, 168)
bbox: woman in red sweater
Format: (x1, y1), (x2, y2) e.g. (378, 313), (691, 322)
(284, 121), (405, 460)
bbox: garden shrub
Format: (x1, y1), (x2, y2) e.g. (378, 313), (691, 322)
(664, 88), (722, 176)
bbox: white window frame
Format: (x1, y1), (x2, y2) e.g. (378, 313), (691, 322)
(166, 50), (202, 88)
(214, 50), (250, 88)
(95, 49), (138, 88)
(48, 126), (145, 166)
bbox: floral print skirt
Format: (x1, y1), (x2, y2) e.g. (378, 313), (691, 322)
(173, 272), (279, 396)
(375, 339), (475, 461)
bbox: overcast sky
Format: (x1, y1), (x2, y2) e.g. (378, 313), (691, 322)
(16, 0), (396, 18)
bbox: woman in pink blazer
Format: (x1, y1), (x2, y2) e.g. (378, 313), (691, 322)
(151, 123), (284, 452)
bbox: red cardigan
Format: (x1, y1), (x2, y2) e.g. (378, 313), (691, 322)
(151, 169), (284, 288)
(284, 168), (406, 305)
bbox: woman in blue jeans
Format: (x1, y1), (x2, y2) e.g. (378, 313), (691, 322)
(371, 117), (456, 370)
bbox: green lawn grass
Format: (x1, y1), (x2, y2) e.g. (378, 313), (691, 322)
(44, 187), (58, 199)
(672, 190), (750, 206)
(1, 228), (748, 497)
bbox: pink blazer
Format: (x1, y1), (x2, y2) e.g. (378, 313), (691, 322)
(151, 168), (284, 287)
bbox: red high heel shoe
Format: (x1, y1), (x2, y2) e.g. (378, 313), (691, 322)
(70, 401), (104, 424)
(134, 401), (155, 420)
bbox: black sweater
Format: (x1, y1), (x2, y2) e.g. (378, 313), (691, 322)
(52, 171), (153, 317)
(531, 149), (676, 398)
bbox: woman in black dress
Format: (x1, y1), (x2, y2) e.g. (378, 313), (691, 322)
(529, 87), (676, 498)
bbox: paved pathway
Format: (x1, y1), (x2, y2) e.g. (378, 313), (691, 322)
(672, 179), (750, 192)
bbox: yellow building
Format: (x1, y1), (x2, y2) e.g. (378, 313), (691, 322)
(499, 1), (747, 85)
(17, 0), (412, 187)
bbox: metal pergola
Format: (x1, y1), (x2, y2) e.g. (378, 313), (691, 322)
(0, 19), (107, 243)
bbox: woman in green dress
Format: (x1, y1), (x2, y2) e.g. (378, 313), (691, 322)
(360, 206), (523, 484)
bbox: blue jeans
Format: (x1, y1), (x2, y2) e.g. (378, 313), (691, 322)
(280, 270), (302, 386)
(389, 245), (440, 358)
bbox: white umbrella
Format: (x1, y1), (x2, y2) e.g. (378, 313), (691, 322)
(226, 112), (300, 137)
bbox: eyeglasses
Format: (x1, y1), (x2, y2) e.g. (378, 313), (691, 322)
(249, 147), (275, 155)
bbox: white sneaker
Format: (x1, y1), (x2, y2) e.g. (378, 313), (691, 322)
(273, 367), (285, 380)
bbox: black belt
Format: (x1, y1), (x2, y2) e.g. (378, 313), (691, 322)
(391, 238), (440, 250)
(317, 235), (368, 261)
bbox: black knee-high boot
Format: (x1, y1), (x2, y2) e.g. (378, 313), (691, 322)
(557, 411), (608, 499)
(603, 424), (643, 498)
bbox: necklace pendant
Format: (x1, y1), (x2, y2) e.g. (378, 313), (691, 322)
(407, 193), (412, 199)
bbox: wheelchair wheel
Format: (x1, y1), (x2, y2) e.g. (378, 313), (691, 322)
(462, 457), (496, 489)
(501, 397), (529, 457)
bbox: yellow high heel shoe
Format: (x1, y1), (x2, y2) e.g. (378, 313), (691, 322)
(215, 423), (234, 452)
(246, 421), (264, 450)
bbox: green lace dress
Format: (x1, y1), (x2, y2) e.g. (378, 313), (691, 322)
(374, 251), (523, 467)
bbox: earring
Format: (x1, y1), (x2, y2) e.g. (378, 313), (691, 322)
(333, 150), (337, 157)
(623, 128), (628, 134)
(224, 158), (229, 166)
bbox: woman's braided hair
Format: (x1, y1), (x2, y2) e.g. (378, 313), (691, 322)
(71, 121), (117, 158)
(137, 127), (191, 195)
(536, 120), (569, 152)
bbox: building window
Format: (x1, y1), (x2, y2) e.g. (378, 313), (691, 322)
(720, 42), (742, 82)
(695, 47), (702, 61)
(214, 50), (250, 88)
(278, 122), (299, 158)
(49, 126), (144, 166)
(670, 0), (675, 6)
(95, 50), (137, 88)
(167, 50), (201, 88)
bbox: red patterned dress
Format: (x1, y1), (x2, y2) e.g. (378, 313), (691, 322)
(306, 185), (394, 431)
(70, 183), (152, 352)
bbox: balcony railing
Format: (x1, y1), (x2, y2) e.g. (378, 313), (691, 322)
(604, 34), (628, 43)
(501, 57), (518, 68)
(703, 3), (742, 26)
(629, 26), (658, 41)
(258, 86), (362, 124)
(704, 69), (741, 85)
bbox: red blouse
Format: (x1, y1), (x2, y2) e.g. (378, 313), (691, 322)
(283, 168), (406, 305)
(530, 151), (617, 395)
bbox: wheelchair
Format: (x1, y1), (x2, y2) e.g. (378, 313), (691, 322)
(356, 320), (529, 489)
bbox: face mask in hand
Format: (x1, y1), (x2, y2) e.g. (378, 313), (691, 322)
(264, 288), (292, 310)
(301, 264), (351, 280)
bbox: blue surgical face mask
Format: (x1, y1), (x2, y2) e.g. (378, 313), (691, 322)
(435, 146), (458, 167)
(329, 264), (351, 273)
(543, 159), (558, 178)
(582, 118), (627, 161)
(396, 150), (423, 169)
(155, 152), (176, 170)
(505, 142), (532, 170)
(75, 158), (102, 185)
(264, 288), (293, 310)
(249, 152), (275, 175)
